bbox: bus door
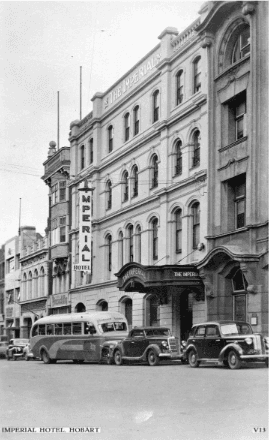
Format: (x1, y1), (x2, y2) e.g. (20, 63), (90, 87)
(83, 322), (100, 362)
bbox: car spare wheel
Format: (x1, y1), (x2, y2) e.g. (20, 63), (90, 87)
(147, 349), (160, 366)
(227, 350), (242, 370)
(114, 349), (123, 366)
(188, 349), (200, 368)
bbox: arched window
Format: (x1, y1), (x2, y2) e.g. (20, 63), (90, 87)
(133, 105), (139, 136)
(191, 202), (200, 249)
(80, 145), (85, 170)
(108, 125), (113, 152)
(75, 302), (86, 313)
(106, 234), (112, 272)
(28, 271), (32, 300)
(232, 25), (250, 64)
(175, 140), (182, 175)
(131, 165), (138, 198)
(121, 297), (133, 327)
(40, 267), (45, 296)
(176, 70), (183, 105)
(193, 57), (201, 93)
(153, 90), (160, 122)
(124, 113), (130, 142)
(135, 225), (142, 263)
(175, 209), (182, 253)
(122, 171), (129, 202)
(127, 225), (134, 263)
(33, 269), (38, 298)
(22, 273), (27, 301)
(96, 300), (108, 311)
(106, 180), (112, 210)
(151, 154), (158, 189)
(152, 218), (158, 261)
(118, 231), (124, 268)
(232, 268), (248, 321)
(89, 138), (93, 164)
(192, 130), (200, 167)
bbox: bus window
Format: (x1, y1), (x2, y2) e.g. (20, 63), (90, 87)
(63, 323), (71, 335)
(46, 324), (54, 335)
(39, 325), (46, 335)
(84, 322), (96, 335)
(72, 322), (82, 335)
(55, 323), (63, 335)
(32, 325), (38, 337)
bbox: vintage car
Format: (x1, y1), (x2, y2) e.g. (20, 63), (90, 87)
(185, 321), (269, 369)
(6, 339), (30, 361)
(108, 326), (182, 366)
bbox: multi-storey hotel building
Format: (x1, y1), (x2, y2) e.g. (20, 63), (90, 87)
(66, 1), (268, 339)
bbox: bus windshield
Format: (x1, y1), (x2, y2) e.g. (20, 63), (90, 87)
(98, 322), (127, 333)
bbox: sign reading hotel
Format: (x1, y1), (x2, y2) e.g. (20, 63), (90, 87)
(104, 52), (161, 108)
(73, 180), (92, 272)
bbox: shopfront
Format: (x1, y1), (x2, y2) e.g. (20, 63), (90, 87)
(116, 263), (205, 340)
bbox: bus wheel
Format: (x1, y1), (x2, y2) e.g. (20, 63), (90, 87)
(41, 350), (51, 364)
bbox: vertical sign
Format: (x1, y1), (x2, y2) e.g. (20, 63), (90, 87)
(73, 180), (92, 272)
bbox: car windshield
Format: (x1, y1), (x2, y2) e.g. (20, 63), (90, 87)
(220, 323), (252, 336)
(13, 339), (29, 345)
(98, 322), (127, 333)
(145, 329), (171, 337)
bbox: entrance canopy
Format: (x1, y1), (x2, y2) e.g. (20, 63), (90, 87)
(115, 262), (204, 300)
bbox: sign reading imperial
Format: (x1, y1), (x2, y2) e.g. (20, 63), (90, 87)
(73, 180), (92, 272)
(104, 52), (161, 108)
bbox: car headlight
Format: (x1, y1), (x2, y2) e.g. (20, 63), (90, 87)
(245, 338), (252, 345)
(161, 341), (168, 348)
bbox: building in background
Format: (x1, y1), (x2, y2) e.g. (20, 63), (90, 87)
(42, 141), (71, 315)
(20, 235), (49, 338)
(0, 245), (5, 337)
(4, 227), (37, 340)
(67, 1), (268, 338)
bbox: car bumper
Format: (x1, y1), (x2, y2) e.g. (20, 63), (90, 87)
(159, 353), (181, 360)
(240, 354), (269, 359)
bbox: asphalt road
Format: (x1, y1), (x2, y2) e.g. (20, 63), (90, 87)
(0, 358), (268, 440)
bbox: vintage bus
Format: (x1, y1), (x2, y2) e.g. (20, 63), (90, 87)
(30, 312), (128, 364)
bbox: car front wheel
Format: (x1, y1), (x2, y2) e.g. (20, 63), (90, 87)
(147, 349), (160, 366)
(228, 350), (242, 370)
(188, 349), (200, 368)
(114, 349), (123, 366)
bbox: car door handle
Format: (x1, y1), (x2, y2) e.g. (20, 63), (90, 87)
(131, 342), (135, 344)
(216, 339), (220, 342)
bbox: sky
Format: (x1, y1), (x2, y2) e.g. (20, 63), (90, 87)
(0, 0), (203, 246)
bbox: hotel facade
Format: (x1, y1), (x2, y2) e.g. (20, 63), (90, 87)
(48, 1), (267, 340)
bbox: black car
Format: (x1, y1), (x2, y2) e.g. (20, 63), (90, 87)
(6, 339), (30, 361)
(185, 321), (269, 369)
(111, 327), (182, 366)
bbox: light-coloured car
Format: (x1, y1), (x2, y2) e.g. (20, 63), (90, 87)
(6, 339), (30, 361)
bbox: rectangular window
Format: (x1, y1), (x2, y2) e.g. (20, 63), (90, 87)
(59, 217), (66, 243)
(59, 181), (66, 202)
(194, 58), (201, 93)
(225, 174), (246, 231)
(51, 184), (58, 205)
(6, 257), (15, 274)
(46, 324), (54, 335)
(227, 91), (247, 144)
(51, 218), (58, 246)
(234, 179), (246, 229)
(39, 325), (46, 335)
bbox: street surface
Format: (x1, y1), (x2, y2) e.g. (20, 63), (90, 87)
(0, 359), (268, 440)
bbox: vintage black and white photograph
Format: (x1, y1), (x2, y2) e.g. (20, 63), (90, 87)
(0, 1), (268, 439)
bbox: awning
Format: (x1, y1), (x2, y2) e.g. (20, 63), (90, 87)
(115, 262), (204, 300)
